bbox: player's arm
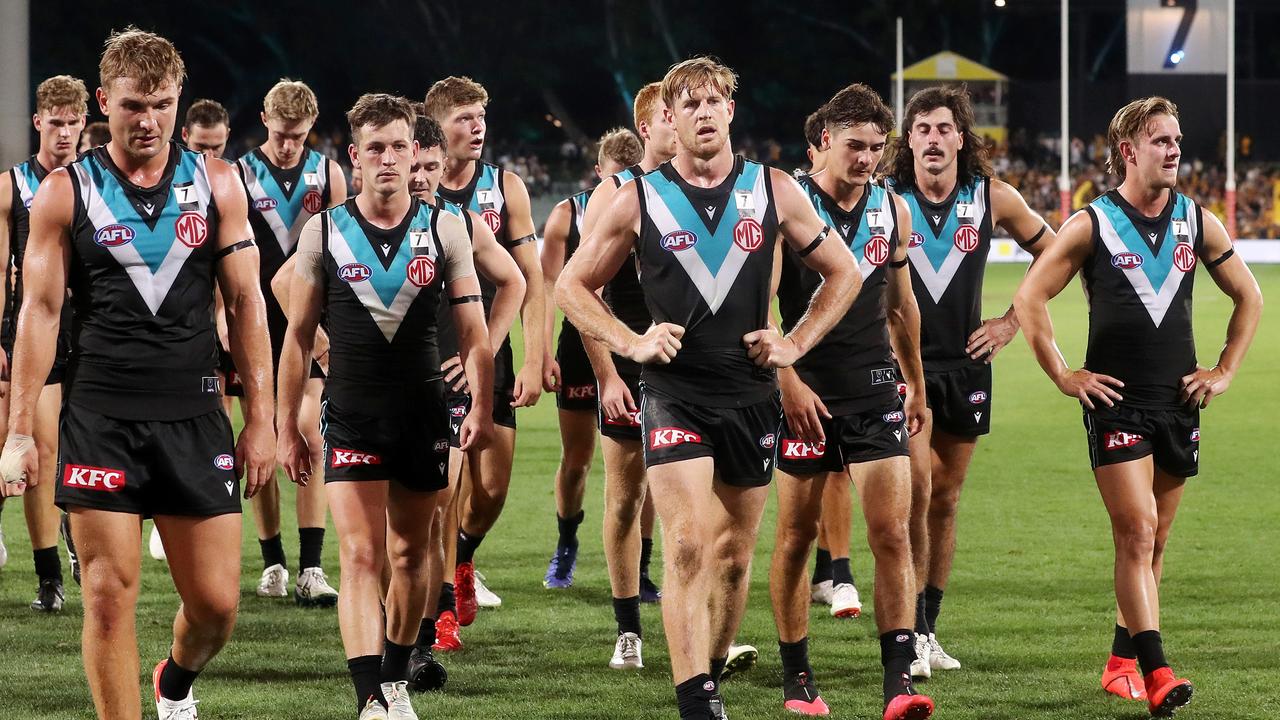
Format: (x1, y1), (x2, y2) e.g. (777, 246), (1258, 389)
(1179, 212), (1263, 408)
(0, 170), (72, 495)
(271, 254), (329, 375)
(327, 159), (348, 207)
(578, 178), (631, 411)
(276, 215), (325, 486)
(744, 168), (859, 368)
(0, 173), (12, 381)
(557, 181), (683, 364)
(439, 211), (494, 451)
(772, 240), (830, 443)
(209, 159), (275, 498)
(1012, 209), (1122, 409)
(501, 171), (545, 407)
(539, 199), (573, 392)
(886, 195), (927, 436)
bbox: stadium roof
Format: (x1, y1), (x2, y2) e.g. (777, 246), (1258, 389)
(892, 51), (1007, 82)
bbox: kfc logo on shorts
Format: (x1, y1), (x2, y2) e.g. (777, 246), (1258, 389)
(1190, 428), (1200, 442)
(781, 439), (826, 459)
(954, 225), (980, 253)
(302, 190), (325, 214)
(649, 427), (702, 449)
(1104, 431), (1143, 450)
(758, 433), (777, 449)
(733, 218), (764, 252)
(604, 411), (641, 428)
(253, 197), (278, 212)
(331, 449), (383, 468)
(661, 230), (698, 252)
(882, 410), (905, 423)
(338, 263), (371, 283)
(63, 464), (126, 492)
(968, 391), (988, 405)
(213, 454), (235, 471)
(564, 384), (597, 400)
(434, 439), (449, 453)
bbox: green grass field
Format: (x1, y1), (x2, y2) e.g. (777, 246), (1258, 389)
(0, 263), (1276, 720)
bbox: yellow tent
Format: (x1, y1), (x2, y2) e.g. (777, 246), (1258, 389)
(892, 52), (1008, 142)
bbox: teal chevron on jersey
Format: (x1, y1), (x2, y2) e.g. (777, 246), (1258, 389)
(646, 160), (763, 276)
(1090, 192), (1198, 328)
(808, 183), (892, 269)
(329, 204), (430, 308)
(240, 150), (325, 229)
(1093, 193), (1189, 291)
(909, 181), (980, 271)
(14, 161), (42, 209)
(437, 198), (465, 218)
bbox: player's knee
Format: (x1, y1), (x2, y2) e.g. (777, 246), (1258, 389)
(774, 520), (818, 563)
(665, 535), (705, 584)
(558, 460), (592, 487)
(338, 536), (384, 578)
(1114, 520), (1157, 560)
(81, 566), (139, 627)
(184, 590), (239, 632)
(387, 539), (429, 577)
(866, 517), (911, 560)
(928, 483), (962, 516)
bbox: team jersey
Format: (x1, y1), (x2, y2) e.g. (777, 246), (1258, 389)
(605, 164), (652, 344)
(890, 175), (992, 369)
(634, 156), (779, 408)
(433, 199), (472, 361)
(1082, 190), (1202, 407)
(237, 147), (332, 350)
(780, 177), (899, 414)
(65, 143), (222, 421)
(4, 156), (74, 343)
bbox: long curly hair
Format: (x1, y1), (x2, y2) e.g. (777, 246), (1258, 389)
(886, 84), (993, 189)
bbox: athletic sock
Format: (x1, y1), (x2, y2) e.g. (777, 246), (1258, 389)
(640, 537), (655, 577)
(437, 583), (456, 614)
(779, 637), (811, 677)
(348, 655), (385, 710)
(1112, 624), (1138, 660)
(381, 638), (413, 683)
(612, 595), (642, 637)
(880, 629), (917, 704)
(456, 530), (485, 565)
(924, 584), (944, 634)
(416, 618), (437, 650)
(675, 673), (715, 720)
(1131, 630), (1170, 676)
(259, 533), (286, 570)
(709, 656), (728, 689)
(812, 547), (833, 584)
(556, 510), (584, 550)
(831, 557), (854, 587)
(158, 654), (200, 701)
(914, 592), (929, 635)
(32, 546), (61, 582)
(298, 527), (324, 570)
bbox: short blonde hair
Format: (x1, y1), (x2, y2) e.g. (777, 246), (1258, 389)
(597, 127), (643, 168)
(633, 82), (663, 132)
(36, 75), (88, 115)
(100, 27), (185, 96)
(660, 57), (737, 111)
(264, 79), (318, 122)
(424, 76), (489, 123)
(1106, 96), (1180, 178)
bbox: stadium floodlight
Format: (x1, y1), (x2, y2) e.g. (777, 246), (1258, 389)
(994, 0), (1006, 7)
(1169, 49), (1185, 64)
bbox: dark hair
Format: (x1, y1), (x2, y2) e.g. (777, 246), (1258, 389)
(886, 84), (993, 189)
(822, 83), (894, 136)
(803, 110), (825, 149)
(184, 98), (229, 131)
(415, 114), (444, 149)
(83, 121), (111, 147)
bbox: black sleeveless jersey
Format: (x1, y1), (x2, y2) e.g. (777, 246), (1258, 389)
(1082, 190), (1202, 407)
(601, 165), (653, 377)
(780, 177), (899, 414)
(65, 143), (222, 420)
(437, 160), (509, 316)
(433, 200), (472, 361)
(4, 156), (73, 345)
(634, 156), (779, 408)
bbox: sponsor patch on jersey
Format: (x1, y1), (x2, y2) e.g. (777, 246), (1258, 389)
(1172, 242), (1197, 272)
(1104, 431), (1143, 450)
(302, 190), (325, 214)
(481, 208), (502, 233)
(174, 211), (209, 248)
(409, 229), (432, 249)
(213, 454), (235, 471)
(94, 223), (135, 247)
(303, 172), (320, 188)
(63, 464), (126, 492)
(865, 235), (890, 266)
(759, 433), (777, 449)
(968, 390), (988, 405)
(734, 189), (755, 212)
(781, 439), (826, 459)
(733, 217), (764, 252)
(434, 439), (449, 453)
(563, 384), (596, 400)
(1112, 252), (1144, 270)
(331, 448), (382, 468)
(253, 197), (278, 212)
(338, 263), (372, 283)
(1190, 428), (1200, 442)
(449, 403), (468, 418)
(882, 410), (905, 423)
(896, 382), (909, 397)
(660, 229), (698, 252)
(202, 376), (221, 394)
(407, 256), (437, 287)
(649, 427), (702, 449)
(908, 231), (924, 248)
(954, 225), (980, 253)
(870, 368), (897, 385)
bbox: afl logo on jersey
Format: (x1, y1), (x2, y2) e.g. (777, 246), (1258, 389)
(338, 263), (371, 283)
(481, 208), (502, 234)
(213, 454), (235, 471)
(302, 190), (324, 214)
(1172, 242), (1197, 272)
(968, 391), (988, 405)
(94, 224), (135, 247)
(253, 198), (278, 212)
(1112, 252), (1143, 270)
(864, 235), (890, 266)
(954, 225), (980, 253)
(661, 230), (698, 252)
(758, 433), (777, 449)
(733, 218), (764, 252)
(175, 212), (209, 248)
(908, 231), (924, 248)
(407, 256), (437, 287)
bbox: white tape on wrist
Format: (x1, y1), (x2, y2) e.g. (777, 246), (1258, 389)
(0, 434), (34, 484)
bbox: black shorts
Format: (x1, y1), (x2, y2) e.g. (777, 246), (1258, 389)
(556, 326), (597, 412)
(56, 404), (240, 518)
(321, 393), (451, 492)
(599, 373), (642, 442)
(776, 398), (910, 475)
(446, 391), (516, 449)
(1084, 403), (1199, 477)
(639, 383), (783, 488)
(922, 363), (991, 436)
(495, 336), (516, 402)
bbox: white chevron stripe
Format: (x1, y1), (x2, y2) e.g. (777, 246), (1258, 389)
(1093, 205), (1197, 328)
(240, 157), (323, 256)
(326, 215), (432, 343)
(905, 179), (987, 304)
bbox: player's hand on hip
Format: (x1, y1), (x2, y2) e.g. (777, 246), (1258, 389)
(542, 353), (561, 393)
(1180, 365), (1232, 409)
(599, 372), (638, 424)
(626, 323), (684, 365)
(0, 433), (37, 497)
(967, 316), (1018, 363)
(441, 355), (469, 394)
(1055, 368), (1124, 411)
(744, 327), (801, 368)
(276, 427), (312, 488)
(457, 413), (491, 452)
(237, 418), (277, 499)
(780, 373), (829, 443)
(904, 387), (927, 436)
(512, 363), (543, 408)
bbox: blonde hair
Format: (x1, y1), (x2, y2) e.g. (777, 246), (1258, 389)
(36, 75), (88, 115)
(660, 57), (737, 111)
(633, 82), (663, 133)
(1106, 96), (1180, 179)
(264, 79), (318, 122)
(597, 127), (643, 168)
(424, 76), (489, 123)
(99, 26), (185, 95)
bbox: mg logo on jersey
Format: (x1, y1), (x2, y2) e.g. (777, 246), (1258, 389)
(733, 218), (764, 252)
(1173, 242), (1197, 272)
(968, 391), (988, 405)
(63, 464), (125, 492)
(331, 449), (382, 468)
(94, 224), (135, 247)
(253, 197), (278, 212)
(1112, 252), (1144, 270)
(759, 433), (777, 449)
(213, 454), (235, 471)
(338, 263), (371, 283)
(882, 410), (905, 423)
(781, 439), (826, 459)
(482, 208), (502, 233)
(908, 231), (924, 248)
(864, 235), (890, 266)
(954, 225), (980, 253)
(302, 190), (325, 214)
(1104, 431), (1143, 450)
(1190, 428), (1200, 442)
(649, 427), (702, 449)
(564, 384), (596, 400)
(175, 212), (209, 248)
(661, 230), (698, 252)
(407, 256), (437, 287)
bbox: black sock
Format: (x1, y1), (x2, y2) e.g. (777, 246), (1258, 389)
(675, 673), (715, 719)
(1132, 630), (1169, 676)
(158, 654), (200, 701)
(33, 546), (62, 582)
(879, 630), (917, 704)
(298, 527), (325, 570)
(416, 618), (437, 650)
(456, 530), (485, 565)
(914, 592), (930, 634)
(259, 533), (286, 570)
(556, 510), (584, 550)
(831, 557), (854, 587)
(779, 637), (811, 677)
(381, 638), (413, 683)
(613, 595), (642, 637)
(1112, 624), (1138, 660)
(924, 584), (944, 634)
(437, 583), (456, 615)
(640, 537), (655, 576)
(812, 547), (832, 584)
(348, 654), (385, 710)
(709, 656), (727, 689)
